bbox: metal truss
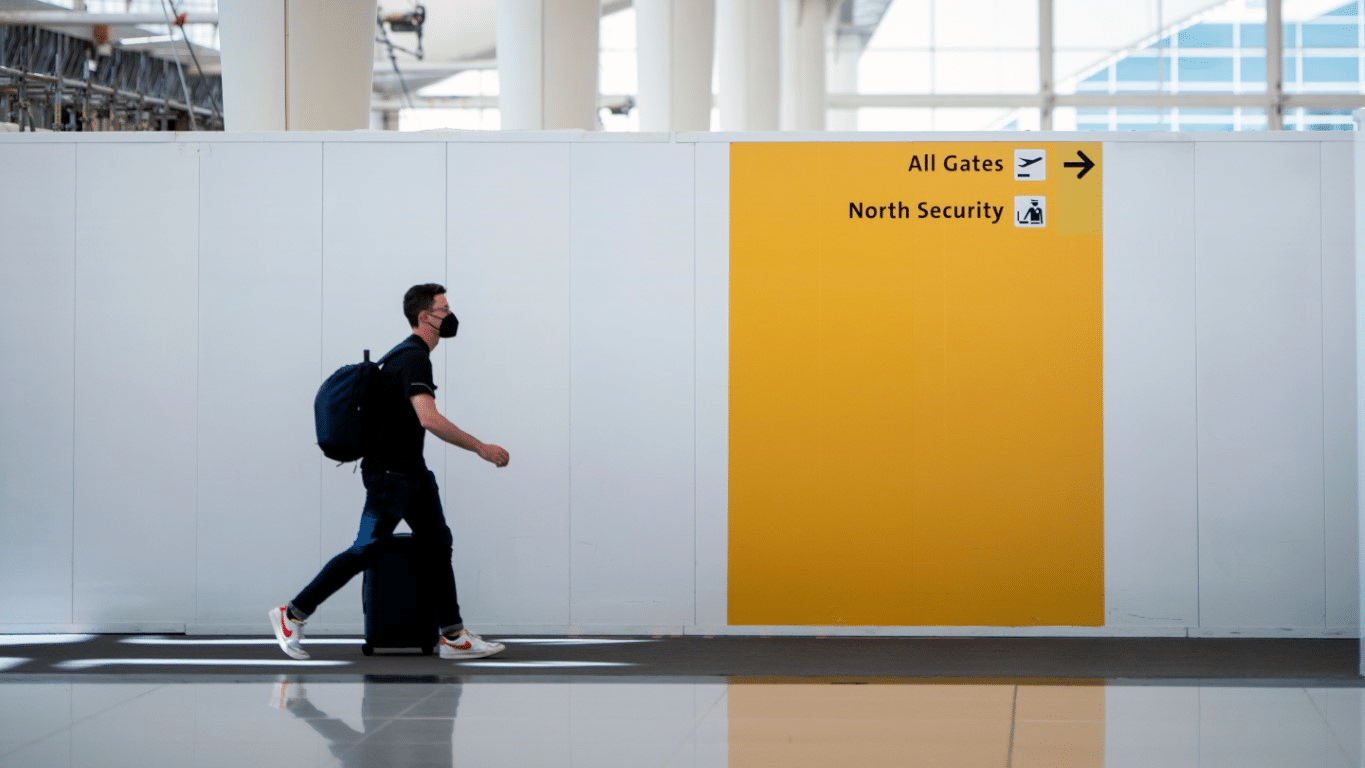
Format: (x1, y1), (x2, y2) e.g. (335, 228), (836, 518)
(0, 24), (221, 131)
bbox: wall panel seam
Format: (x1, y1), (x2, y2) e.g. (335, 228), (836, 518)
(1320, 140), (1327, 630)
(70, 143), (79, 626)
(567, 143), (576, 627)
(195, 142), (204, 626)
(693, 142), (700, 628)
(1193, 141), (1203, 632)
(1319, 140), (1330, 631)
(318, 142), (327, 573)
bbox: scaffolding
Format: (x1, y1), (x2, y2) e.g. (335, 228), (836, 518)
(0, 23), (221, 131)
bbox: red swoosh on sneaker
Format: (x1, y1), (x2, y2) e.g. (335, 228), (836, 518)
(279, 612), (293, 639)
(447, 638), (472, 651)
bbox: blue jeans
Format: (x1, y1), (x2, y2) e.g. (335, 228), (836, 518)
(291, 469), (463, 633)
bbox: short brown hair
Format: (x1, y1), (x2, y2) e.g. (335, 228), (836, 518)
(403, 283), (446, 327)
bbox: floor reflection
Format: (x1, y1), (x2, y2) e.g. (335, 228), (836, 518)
(273, 677), (459, 768)
(728, 682), (1104, 768)
(0, 678), (1358, 768)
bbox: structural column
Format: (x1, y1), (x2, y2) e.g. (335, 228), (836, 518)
(218, 0), (377, 131)
(1039, 0), (1054, 130)
(635, 0), (716, 132)
(827, 32), (860, 131)
(780, 0), (829, 131)
(1266, 0), (1284, 130)
(717, 0), (779, 130)
(497, 0), (600, 130)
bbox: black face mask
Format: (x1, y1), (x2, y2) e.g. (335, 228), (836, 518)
(431, 312), (459, 338)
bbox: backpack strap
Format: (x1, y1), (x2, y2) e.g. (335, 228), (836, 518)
(377, 337), (424, 368)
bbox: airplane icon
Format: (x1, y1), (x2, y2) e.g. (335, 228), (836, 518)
(1014, 149), (1047, 180)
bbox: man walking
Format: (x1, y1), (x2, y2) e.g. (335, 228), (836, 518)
(271, 283), (510, 660)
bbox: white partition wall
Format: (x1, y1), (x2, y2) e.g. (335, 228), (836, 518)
(1194, 142), (1328, 633)
(1320, 140), (1358, 636)
(71, 139), (200, 631)
(1101, 141), (1200, 632)
(196, 141), (324, 631)
(0, 131), (1355, 638)
(694, 139), (732, 630)
(445, 139), (574, 631)
(568, 141), (699, 631)
(1358, 119), (1365, 671)
(0, 142), (76, 628)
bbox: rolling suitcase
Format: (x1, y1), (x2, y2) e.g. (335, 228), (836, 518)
(360, 533), (439, 656)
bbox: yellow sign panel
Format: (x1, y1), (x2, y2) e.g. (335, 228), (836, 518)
(729, 142), (1103, 626)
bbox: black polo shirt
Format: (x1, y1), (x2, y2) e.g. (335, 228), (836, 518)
(362, 335), (436, 476)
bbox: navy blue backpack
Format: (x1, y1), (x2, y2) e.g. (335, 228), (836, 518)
(314, 341), (415, 463)
(314, 350), (381, 463)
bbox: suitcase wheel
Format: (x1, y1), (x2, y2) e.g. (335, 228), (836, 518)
(361, 643), (374, 656)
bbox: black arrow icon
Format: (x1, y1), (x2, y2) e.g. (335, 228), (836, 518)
(1064, 150), (1095, 179)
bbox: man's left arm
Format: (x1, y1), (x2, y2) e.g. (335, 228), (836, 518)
(410, 393), (510, 467)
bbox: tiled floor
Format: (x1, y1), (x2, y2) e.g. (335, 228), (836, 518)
(1, 678), (1361, 767)
(1, 634), (1362, 767)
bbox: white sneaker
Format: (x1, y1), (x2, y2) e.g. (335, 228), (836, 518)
(268, 605), (310, 660)
(439, 630), (505, 660)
